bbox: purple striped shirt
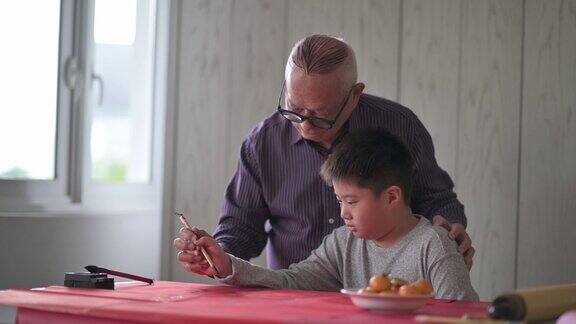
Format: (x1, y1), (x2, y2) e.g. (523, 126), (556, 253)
(214, 93), (466, 270)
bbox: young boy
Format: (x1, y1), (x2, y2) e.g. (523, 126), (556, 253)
(175, 128), (478, 300)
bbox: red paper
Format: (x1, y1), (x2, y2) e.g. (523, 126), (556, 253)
(0, 281), (488, 323)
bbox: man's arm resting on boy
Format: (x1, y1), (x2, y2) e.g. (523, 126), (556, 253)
(407, 117), (474, 268)
(432, 215), (475, 269)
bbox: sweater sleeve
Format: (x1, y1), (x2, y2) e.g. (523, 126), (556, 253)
(425, 227), (479, 301)
(219, 231), (342, 291)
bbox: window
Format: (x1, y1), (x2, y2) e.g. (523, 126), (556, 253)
(0, 0), (60, 181)
(0, 0), (168, 213)
(91, 0), (155, 183)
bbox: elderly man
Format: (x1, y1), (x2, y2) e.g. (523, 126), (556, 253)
(186, 35), (474, 272)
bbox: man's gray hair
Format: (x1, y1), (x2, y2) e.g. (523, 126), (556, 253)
(285, 35), (357, 87)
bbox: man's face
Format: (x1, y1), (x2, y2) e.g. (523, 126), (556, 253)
(285, 70), (356, 146)
(332, 180), (395, 240)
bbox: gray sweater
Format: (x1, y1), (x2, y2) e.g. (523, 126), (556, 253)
(220, 216), (479, 301)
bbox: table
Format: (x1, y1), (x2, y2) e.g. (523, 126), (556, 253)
(0, 281), (489, 323)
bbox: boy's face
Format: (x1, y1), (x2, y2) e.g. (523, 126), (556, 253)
(332, 180), (399, 240)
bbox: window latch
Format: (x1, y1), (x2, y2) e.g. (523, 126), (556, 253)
(64, 55), (79, 90)
(91, 73), (104, 106)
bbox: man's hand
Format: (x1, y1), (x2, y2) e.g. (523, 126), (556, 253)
(432, 215), (475, 270)
(174, 227), (233, 278)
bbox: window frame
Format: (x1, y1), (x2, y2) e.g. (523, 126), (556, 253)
(82, 0), (164, 212)
(0, 0), (168, 214)
(0, 0), (75, 212)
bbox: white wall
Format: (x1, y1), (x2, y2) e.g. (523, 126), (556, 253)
(0, 212), (161, 290)
(518, 0), (576, 288)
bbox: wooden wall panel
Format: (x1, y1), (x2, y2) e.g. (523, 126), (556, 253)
(400, 0), (460, 179)
(167, 0), (576, 298)
(518, 0), (576, 288)
(287, 0), (400, 100)
(171, 0), (232, 282)
(457, 0), (522, 300)
(227, 0), (287, 174)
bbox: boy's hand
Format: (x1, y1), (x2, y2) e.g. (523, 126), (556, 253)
(174, 227), (233, 278)
(432, 215), (475, 270)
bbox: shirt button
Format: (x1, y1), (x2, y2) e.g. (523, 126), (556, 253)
(328, 218), (335, 224)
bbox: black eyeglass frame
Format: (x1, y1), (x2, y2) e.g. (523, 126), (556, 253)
(276, 81), (353, 130)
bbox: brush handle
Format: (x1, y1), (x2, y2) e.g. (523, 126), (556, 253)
(86, 265), (154, 285)
(102, 268), (154, 285)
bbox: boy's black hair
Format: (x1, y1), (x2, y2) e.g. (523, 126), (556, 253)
(320, 128), (414, 204)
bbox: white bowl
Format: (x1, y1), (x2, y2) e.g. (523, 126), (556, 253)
(340, 289), (432, 312)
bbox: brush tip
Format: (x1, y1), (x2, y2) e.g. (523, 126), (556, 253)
(85, 265), (99, 273)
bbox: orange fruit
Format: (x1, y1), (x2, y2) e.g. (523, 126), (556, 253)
(357, 287), (379, 295)
(368, 273), (391, 292)
(412, 278), (433, 295)
(398, 284), (420, 296)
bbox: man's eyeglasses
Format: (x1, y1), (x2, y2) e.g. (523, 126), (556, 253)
(276, 82), (353, 130)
